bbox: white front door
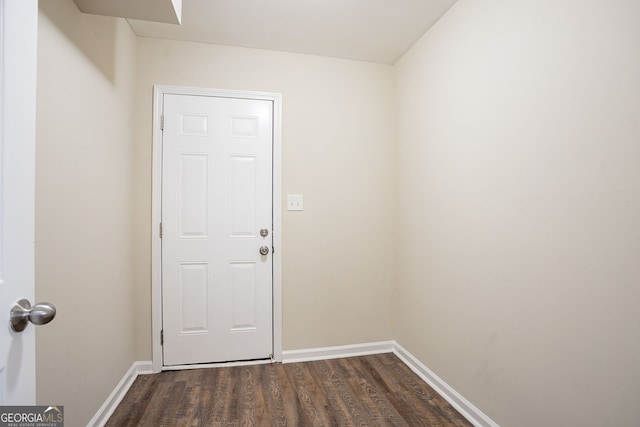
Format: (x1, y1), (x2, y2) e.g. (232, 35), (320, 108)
(0, 0), (38, 404)
(161, 94), (274, 366)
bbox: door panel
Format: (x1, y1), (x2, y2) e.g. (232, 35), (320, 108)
(179, 263), (209, 333)
(162, 94), (273, 366)
(179, 153), (209, 238)
(229, 262), (258, 330)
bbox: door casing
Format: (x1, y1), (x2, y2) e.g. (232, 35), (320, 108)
(0, 0), (38, 405)
(0, 0), (38, 404)
(151, 85), (283, 372)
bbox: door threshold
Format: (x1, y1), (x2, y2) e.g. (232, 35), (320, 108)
(162, 357), (274, 371)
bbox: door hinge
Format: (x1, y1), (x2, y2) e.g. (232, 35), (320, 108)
(159, 222), (163, 239)
(160, 329), (164, 346)
(160, 114), (165, 130)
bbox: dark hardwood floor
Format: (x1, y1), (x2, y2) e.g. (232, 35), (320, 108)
(106, 353), (472, 426)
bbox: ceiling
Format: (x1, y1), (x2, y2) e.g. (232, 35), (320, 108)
(75, 0), (459, 65)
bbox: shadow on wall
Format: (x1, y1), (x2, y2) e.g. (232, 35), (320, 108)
(40, 0), (118, 84)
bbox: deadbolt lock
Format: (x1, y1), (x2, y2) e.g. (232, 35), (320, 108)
(260, 228), (269, 237)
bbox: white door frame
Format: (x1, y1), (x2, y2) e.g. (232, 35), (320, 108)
(0, 0), (38, 404)
(151, 85), (282, 372)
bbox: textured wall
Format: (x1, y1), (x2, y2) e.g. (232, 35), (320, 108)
(394, 1), (640, 425)
(35, 0), (138, 424)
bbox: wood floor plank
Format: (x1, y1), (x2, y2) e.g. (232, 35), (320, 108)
(106, 354), (473, 427)
(283, 362), (334, 427)
(390, 358), (471, 427)
(207, 366), (233, 424)
(345, 356), (410, 426)
(363, 354), (449, 426)
(239, 367), (254, 425)
(312, 358), (368, 426)
(261, 362), (299, 426)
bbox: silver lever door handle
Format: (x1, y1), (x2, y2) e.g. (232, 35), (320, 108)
(10, 299), (56, 332)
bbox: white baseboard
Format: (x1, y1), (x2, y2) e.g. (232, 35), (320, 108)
(87, 361), (153, 427)
(91, 343), (498, 427)
(282, 340), (395, 363)
(392, 342), (499, 427)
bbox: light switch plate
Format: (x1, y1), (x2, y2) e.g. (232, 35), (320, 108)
(287, 194), (304, 211)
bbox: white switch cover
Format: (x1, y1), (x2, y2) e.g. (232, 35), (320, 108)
(287, 194), (304, 211)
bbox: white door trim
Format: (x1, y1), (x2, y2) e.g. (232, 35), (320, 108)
(151, 85), (283, 372)
(0, 0), (38, 404)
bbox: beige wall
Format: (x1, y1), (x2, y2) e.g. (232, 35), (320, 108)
(133, 38), (396, 357)
(394, 0), (640, 425)
(35, 0), (138, 425)
(33, 7), (396, 421)
(34, 1), (640, 424)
